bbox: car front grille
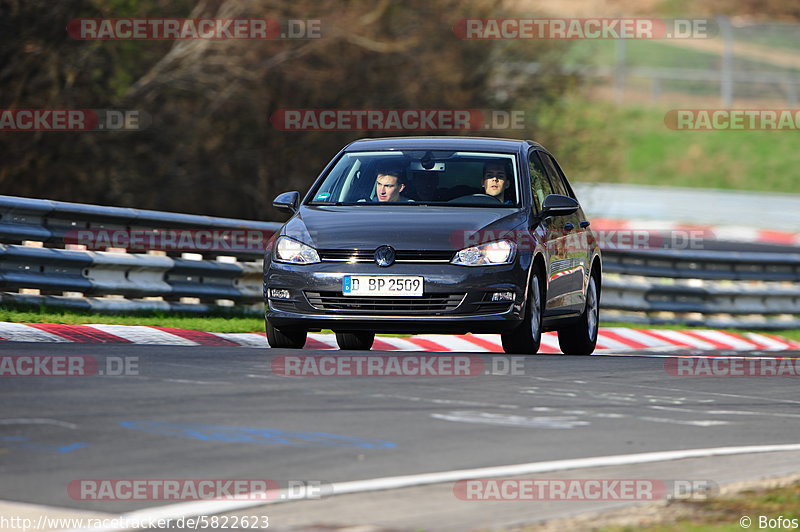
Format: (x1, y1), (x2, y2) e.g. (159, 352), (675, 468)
(318, 249), (454, 263)
(305, 291), (464, 314)
(269, 299), (298, 312)
(472, 301), (514, 314)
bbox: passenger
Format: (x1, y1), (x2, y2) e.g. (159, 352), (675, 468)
(482, 161), (512, 203)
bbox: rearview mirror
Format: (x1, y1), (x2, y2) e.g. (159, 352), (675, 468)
(273, 191), (300, 213)
(540, 194), (579, 217)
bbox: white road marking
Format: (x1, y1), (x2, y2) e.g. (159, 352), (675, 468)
(60, 443), (800, 532)
(650, 405), (800, 420)
(368, 393), (520, 410)
(430, 411), (590, 429)
(563, 378), (800, 406)
(637, 416), (730, 427)
(161, 379), (218, 385)
(0, 418), (77, 429)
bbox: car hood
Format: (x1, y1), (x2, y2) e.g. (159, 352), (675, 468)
(282, 205), (528, 250)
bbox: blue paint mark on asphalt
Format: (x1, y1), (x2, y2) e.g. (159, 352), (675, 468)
(0, 436), (88, 453)
(0, 436), (27, 442)
(56, 442), (89, 453)
(119, 421), (396, 449)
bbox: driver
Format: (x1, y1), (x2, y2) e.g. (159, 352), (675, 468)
(482, 161), (511, 203)
(375, 168), (412, 202)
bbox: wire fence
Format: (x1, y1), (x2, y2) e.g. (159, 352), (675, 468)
(494, 17), (800, 106)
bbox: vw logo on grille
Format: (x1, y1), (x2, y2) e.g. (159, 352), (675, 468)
(374, 245), (396, 267)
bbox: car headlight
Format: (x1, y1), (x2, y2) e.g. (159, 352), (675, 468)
(274, 236), (321, 264)
(451, 239), (516, 266)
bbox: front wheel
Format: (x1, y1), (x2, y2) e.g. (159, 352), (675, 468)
(501, 273), (543, 354)
(557, 273), (599, 356)
(335, 331), (375, 350)
(266, 319), (307, 349)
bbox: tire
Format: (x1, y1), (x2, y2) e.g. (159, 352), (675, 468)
(501, 271), (544, 354)
(557, 272), (599, 356)
(335, 331), (375, 350)
(266, 319), (307, 349)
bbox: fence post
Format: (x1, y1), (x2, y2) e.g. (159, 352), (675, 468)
(718, 15), (733, 107)
(614, 37), (626, 104)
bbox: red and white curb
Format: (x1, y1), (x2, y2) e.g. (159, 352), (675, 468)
(593, 218), (800, 247)
(0, 322), (798, 353)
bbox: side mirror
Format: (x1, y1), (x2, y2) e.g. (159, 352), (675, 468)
(273, 191), (300, 213)
(540, 194), (579, 218)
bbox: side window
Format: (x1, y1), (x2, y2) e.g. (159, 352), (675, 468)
(544, 154), (576, 199)
(539, 153), (569, 197)
(528, 151), (554, 212)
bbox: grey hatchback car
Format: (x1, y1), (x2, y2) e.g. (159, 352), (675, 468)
(263, 137), (601, 354)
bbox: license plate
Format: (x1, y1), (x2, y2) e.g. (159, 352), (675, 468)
(343, 276), (423, 296)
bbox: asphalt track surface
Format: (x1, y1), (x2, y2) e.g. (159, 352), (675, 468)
(2, 341), (800, 530)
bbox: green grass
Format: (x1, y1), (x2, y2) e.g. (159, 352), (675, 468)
(732, 24), (800, 53)
(530, 98), (800, 193)
(563, 39), (800, 73)
(590, 480), (800, 532)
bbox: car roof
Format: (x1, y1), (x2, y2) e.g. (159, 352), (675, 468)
(344, 136), (544, 153)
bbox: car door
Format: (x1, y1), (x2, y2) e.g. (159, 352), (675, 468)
(539, 152), (587, 314)
(528, 149), (571, 316)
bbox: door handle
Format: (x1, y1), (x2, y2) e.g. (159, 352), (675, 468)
(580, 220), (590, 228)
(564, 223), (574, 231)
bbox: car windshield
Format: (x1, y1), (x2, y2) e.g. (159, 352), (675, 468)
(307, 150), (520, 207)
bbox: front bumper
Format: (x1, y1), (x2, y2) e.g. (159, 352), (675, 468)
(264, 259), (529, 334)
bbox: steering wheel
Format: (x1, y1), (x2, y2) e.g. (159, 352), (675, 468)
(471, 193), (502, 202)
(447, 193), (502, 204)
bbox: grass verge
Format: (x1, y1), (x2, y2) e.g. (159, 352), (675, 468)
(589, 479), (800, 532)
(530, 97), (800, 193)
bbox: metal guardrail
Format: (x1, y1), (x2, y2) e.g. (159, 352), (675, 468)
(600, 249), (800, 328)
(0, 194), (798, 327)
(602, 249), (800, 282)
(0, 195), (279, 259)
(602, 276), (800, 315)
(0, 195), (279, 313)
